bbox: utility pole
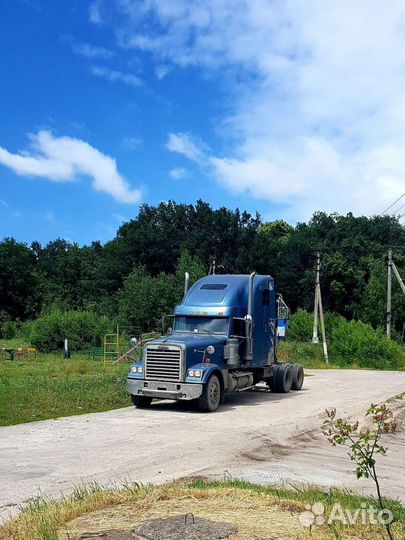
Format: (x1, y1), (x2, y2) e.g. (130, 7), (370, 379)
(318, 282), (328, 363)
(312, 253), (320, 344)
(312, 252), (328, 363)
(392, 260), (405, 296)
(386, 248), (392, 339)
(386, 248), (405, 338)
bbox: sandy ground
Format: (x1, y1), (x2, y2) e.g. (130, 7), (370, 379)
(0, 369), (404, 523)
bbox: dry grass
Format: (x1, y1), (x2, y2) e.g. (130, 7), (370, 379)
(1, 481), (404, 540)
(63, 486), (306, 540)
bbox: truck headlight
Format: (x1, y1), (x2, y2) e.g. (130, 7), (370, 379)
(188, 369), (202, 378)
(130, 366), (143, 374)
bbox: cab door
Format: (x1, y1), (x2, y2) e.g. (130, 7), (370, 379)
(251, 276), (272, 366)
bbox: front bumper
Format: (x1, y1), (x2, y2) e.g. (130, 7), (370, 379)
(126, 378), (203, 401)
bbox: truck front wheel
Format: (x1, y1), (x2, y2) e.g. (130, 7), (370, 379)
(131, 395), (153, 408)
(198, 374), (222, 412)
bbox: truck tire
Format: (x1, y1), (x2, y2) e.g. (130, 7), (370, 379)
(271, 363), (292, 393)
(131, 395), (153, 408)
(198, 374), (222, 412)
(291, 364), (304, 390)
(268, 372), (277, 392)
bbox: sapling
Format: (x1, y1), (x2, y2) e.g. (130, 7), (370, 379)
(322, 403), (397, 540)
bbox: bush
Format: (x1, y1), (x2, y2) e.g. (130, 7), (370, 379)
(287, 309), (347, 343)
(286, 309), (313, 341)
(1, 321), (18, 339)
(329, 320), (404, 370)
(30, 310), (111, 352)
(278, 341), (326, 368)
(286, 309), (404, 370)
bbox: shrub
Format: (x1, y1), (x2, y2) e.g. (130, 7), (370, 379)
(1, 320), (18, 339)
(30, 310), (111, 352)
(17, 320), (34, 340)
(287, 309), (347, 343)
(286, 309), (404, 370)
(286, 309), (313, 342)
(330, 320), (404, 370)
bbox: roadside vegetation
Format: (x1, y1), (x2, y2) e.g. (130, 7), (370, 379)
(0, 479), (403, 540)
(1, 304), (403, 426)
(0, 353), (129, 426)
(279, 309), (405, 370)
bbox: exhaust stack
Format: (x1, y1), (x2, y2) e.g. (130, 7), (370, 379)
(184, 272), (190, 296)
(245, 271), (256, 361)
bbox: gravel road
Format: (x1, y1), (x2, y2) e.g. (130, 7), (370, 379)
(0, 369), (404, 523)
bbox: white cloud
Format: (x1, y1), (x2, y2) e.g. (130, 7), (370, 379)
(166, 132), (206, 163)
(90, 66), (141, 87)
(169, 167), (186, 179)
(72, 42), (113, 60)
(122, 136), (142, 150)
(0, 131), (141, 204)
(89, 1), (103, 24)
(210, 140), (405, 219)
(155, 64), (170, 79)
(113, 0), (404, 219)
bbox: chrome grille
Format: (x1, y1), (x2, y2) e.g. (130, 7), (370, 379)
(145, 345), (182, 381)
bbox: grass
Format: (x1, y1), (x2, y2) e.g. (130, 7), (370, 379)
(191, 478), (405, 515)
(1, 337), (403, 427)
(0, 350), (131, 426)
(278, 341), (405, 370)
(0, 479), (404, 540)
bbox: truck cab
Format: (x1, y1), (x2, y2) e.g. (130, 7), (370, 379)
(126, 273), (304, 411)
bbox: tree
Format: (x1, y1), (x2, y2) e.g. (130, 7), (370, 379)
(0, 204), (404, 335)
(323, 404), (397, 540)
(0, 238), (38, 320)
(118, 251), (206, 333)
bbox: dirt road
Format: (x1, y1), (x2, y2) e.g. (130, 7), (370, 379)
(0, 369), (404, 523)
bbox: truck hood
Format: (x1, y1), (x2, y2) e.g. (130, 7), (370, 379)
(150, 333), (226, 350)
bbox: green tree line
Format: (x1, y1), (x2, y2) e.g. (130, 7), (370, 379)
(1, 200), (404, 337)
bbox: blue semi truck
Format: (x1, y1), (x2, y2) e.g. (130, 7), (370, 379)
(126, 272), (304, 412)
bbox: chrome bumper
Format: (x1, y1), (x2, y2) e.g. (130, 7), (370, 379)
(126, 378), (203, 401)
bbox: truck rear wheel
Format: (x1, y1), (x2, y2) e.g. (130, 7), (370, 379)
(198, 374), (222, 412)
(269, 363), (292, 393)
(131, 395), (153, 408)
(291, 364), (304, 390)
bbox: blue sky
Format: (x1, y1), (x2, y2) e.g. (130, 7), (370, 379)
(0, 0), (404, 245)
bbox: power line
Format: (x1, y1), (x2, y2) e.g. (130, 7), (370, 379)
(392, 202), (405, 214)
(381, 193), (405, 215)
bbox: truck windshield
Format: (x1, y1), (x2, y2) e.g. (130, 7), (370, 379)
(174, 316), (229, 335)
